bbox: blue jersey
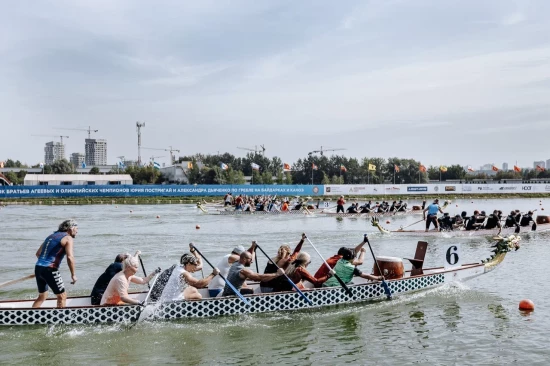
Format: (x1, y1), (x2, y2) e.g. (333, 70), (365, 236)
(427, 203), (440, 215)
(36, 232), (68, 269)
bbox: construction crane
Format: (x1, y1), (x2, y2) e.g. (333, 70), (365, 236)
(136, 122), (145, 166)
(31, 135), (69, 144)
(237, 145), (266, 155)
(308, 146), (346, 156)
(56, 126), (98, 139)
(142, 146), (180, 164)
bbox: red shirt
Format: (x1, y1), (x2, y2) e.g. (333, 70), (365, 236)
(290, 267), (328, 289)
(337, 198), (345, 206)
(314, 254), (342, 279)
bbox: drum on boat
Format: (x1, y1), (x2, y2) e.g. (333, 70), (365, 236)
(372, 256), (404, 280)
(536, 215), (550, 225)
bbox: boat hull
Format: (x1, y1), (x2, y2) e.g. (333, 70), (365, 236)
(380, 222), (550, 237)
(0, 263), (489, 326)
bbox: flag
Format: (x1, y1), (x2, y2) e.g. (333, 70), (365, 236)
(251, 163), (260, 171)
(394, 164), (400, 173)
(81, 162), (86, 169)
(220, 162), (228, 170)
(0, 161), (4, 168)
(467, 165), (474, 172)
(368, 164), (376, 171)
(440, 166), (447, 172)
(312, 163), (318, 170)
(536, 165), (545, 171)
(40, 162), (44, 169)
(283, 163), (291, 172)
(187, 162), (193, 169)
(419, 164), (426, 173)
(340, 165), (347, 172)
(118, 161), (125, 169)
(513, 165), (521, 172)
(153, 161), (161, 170)
(492, 165), (499, 172)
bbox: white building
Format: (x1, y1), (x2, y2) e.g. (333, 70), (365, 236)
(85, 139), (107, 166)
(159, 162), (194, 184)
(70, 153), (85, 168)
(24, 174), (133, 186)
(44, 141), (65, 164)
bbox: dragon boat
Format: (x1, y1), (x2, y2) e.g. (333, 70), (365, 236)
(0, 235), (518, 326)
(371, 215), (550, 237)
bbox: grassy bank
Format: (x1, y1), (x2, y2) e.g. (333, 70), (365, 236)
(1, 193), (550, 205)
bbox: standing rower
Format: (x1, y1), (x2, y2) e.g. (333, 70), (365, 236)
(32, 219), (79, 308)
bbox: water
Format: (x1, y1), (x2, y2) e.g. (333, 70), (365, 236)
(1, 198), (549, 365)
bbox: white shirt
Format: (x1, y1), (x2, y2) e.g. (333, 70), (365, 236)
(207, 254), (233, 290)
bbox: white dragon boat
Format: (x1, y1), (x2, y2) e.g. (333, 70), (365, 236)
(371, 215), (550, 237)
(0, 235), (518, 326)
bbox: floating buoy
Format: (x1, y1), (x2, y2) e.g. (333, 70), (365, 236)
(156, 215), (160, 219)
(196, 225), (201, 229)
(471, 201), (474, 203)
(542, 208), (545, 211)
(115, 206), (118, 208)
(456, 204), (458, 207)
(386, 220), (391, 224)
(519, 299), (535, 311)
(130, 210), (133, 213)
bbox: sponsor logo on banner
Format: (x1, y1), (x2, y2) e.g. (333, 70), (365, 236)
(463, 186), (472, 191)
(445, 186), (456, 191)
(545, 185), (550, 191)
(522, 186), (532, 191)
(434, 186), (439, 192)
(312, 186), (319, 194)
(407, 187), (427, 192)
(326, 187), (331, 192)
(478, 186), (492, 191)
(385, 186), (401, 191)
(499, 186), (517, 191)
(349, 186), (366, 193)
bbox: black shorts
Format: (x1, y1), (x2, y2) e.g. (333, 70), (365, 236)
(426, 214), (438, 230)
(35, 265), (65, 294)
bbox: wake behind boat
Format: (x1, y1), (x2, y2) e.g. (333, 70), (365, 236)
(0, 235), (519, 326)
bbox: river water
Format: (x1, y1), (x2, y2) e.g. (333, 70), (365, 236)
(0, 198), (548, 365)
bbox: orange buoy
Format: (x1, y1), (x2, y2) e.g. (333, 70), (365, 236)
(519, 299), (535, 311)
(386, 220), (390, 224)
(542, 208), (545, 211)
(156, 215), (160, 219)
(196, 225), (201, 229)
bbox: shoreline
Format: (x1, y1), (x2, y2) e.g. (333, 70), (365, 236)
(1, 193), (549, 205)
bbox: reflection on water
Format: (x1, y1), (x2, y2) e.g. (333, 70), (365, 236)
(1, 199), (550, 364)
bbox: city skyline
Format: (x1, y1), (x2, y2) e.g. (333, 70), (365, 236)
(1, 1), (549, 167)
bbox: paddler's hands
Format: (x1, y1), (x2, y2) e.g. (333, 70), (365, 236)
(276, 268), (285, 276)
(329, 269), (336, 276)
(71, 274), (78, 284)
(153, 267), (162, 275)
(212, 267), (220, 276)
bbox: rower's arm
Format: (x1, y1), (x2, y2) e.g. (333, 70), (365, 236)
(185, 271), (217, 288)
(351, 248), (366, 266)
(120, 295), (140, 305)
(35, 243), (43, 258)
(353, 241), (366, 256)
(241, 268), (282, 282)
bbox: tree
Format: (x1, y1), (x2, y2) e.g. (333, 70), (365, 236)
(50, 159), (74, 174)
(89, 167), (100, 175)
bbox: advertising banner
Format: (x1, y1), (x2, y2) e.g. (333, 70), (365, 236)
(0, 185), (324, 199)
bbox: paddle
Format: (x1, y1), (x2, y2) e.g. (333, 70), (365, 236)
(303, 235), (354, 298)
(0, 274), (35, 289)
(363, 234), (392, 300)
(138, 254), (150, 289)
(255, 243), (313, 306)
(398, 219), (424, 231)
(130, 274), (160, 328)
(190, 244), (251, 306)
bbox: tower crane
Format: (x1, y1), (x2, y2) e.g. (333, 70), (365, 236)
(55, 126), (98, 139)
(142, 146), (180, 164)
(308, 146), (346, 156)
(237, 145), (266, 155)
(31, 135), (69, 144)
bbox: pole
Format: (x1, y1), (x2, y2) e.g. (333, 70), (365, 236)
(311, 165), (313, 185)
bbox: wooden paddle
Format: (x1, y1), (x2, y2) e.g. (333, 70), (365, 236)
(398, 219), (424, 231)
(190, 244), (251, 306)
(363, 234), (392, 300)
(255, 243), (313, 306)
(304, 235), (354, 298)
(0, 274), (35, 289)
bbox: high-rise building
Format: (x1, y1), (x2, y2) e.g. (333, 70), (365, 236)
(70, 153), (86, 168)
(44, 141), (65, 165)
(85, 139), (107, 166)
(546, 159), (550, 170)
(502, 163), (508, 171)
(534, 161), (545, 169)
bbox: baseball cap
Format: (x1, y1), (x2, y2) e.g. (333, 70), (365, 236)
(232, 245), (246, 255)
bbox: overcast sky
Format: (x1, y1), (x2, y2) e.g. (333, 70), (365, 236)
(1, 0), (549, 169)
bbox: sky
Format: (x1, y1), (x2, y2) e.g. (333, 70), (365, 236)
(1, 0), (550, 169)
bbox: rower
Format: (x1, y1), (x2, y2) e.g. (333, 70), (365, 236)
(359, 201), (372, 213)
(520, 211), (535, 227)
(465, 210), (483, 231)
(504, 211), (518, 228)
(483, 210), (501, 230)
(438, 213), (453, 231)
(423, 199), (444, 232)
(90, 253), (129, 305)
(346, 203), (359, 213)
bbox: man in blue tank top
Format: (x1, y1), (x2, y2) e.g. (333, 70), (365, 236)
(32, 219), (78, 308)
(423, 199), (444, 232)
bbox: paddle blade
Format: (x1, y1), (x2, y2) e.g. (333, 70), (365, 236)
(515, 225), (520, 234)
(532, 222), (537, 231)
(381, 280), (392, 300)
